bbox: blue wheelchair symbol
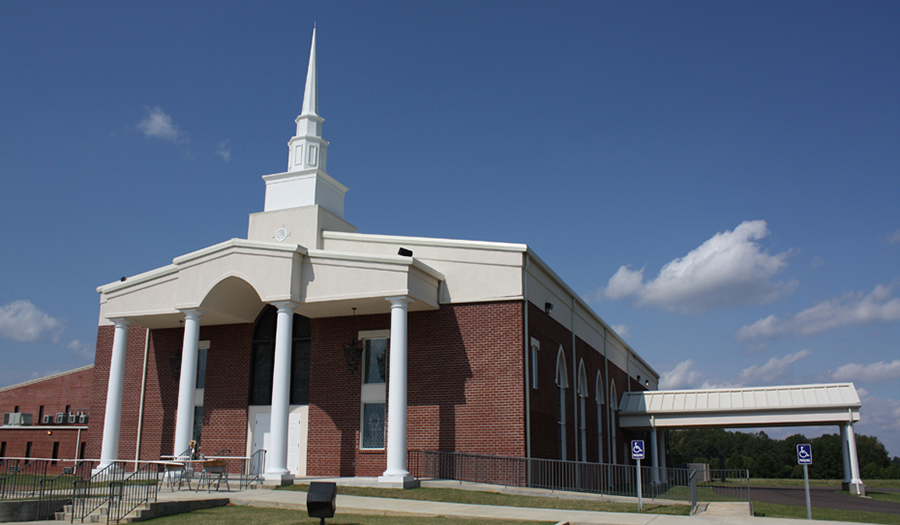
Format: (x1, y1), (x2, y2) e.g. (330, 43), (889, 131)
(631, 440), (645, 459)
(797, 444), (812, 465)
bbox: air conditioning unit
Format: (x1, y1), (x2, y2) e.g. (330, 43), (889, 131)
(78, 413), (88, 424)
(42, 415), (53, 424)
(55, 412), (66, 424)
(68, 413), (77, 424)
(3, 413), (31, 426)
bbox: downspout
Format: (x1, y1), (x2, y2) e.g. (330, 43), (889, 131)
(571, 296), (577, 462)
(603, 328), (610, 463)
(523, 253), (531, 461)
(134, 328), (150, 469)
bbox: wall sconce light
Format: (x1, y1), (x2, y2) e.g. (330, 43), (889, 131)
(645, 380), (650, 387)
(47, 431), (52, 436)
(544, 302), (553, 314)
(398, 247), (413, 257)
(342, 308), (362, 372)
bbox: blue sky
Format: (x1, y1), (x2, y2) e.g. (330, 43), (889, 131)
(2, 1), (898, 456)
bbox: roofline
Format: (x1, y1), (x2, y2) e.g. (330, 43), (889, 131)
(322, 230), (528, 253)
(0, 365), (94, 393)
(526, 249), (659, 379)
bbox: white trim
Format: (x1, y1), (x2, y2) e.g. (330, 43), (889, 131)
(0, 365), (94, 393)
(323, 230), (529, 253)
(555, 346), (568, 389)
(307, 249), (446, 281)
(358, 329), (391, 340)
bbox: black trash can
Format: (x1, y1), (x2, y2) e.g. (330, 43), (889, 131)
(307, 481), (337, 524)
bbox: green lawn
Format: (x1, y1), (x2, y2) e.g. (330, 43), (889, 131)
(752, 501), (900, 525)
(142, 505), (553, 525)
(749, 478), (900, 489)
(277, 484), (690, 515)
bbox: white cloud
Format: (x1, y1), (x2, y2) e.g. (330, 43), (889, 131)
(216, 140), (231, 162)
(610, 324), (630, 338)
(702, 350), (811, 388)
(67, 339), (94, 358)
(599, 220), (797, 314)
(0, 300), (65, 342)
(738, 283), (900, 340)
(854, 394), (900, 456)
(832, 360), (900, 383)
(136, 106), (186, 143)
(659, 360), (703, 389)
(887, 229), (900, 244)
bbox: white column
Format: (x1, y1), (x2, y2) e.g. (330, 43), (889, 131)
(658, 430), (668, 484)
(650, 428), (660, 484)
(173, 309), (202, 456)
(845, 422), (866, 495)
(265, 301), (297, 484)
(840, 425), (852, 485)
(379, 296), (414, 486)
(96, 318), (132, 472)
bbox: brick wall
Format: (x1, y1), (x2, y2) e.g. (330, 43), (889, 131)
(527, 302), (631, 464)
(86, 324), (253, 465)
(307, 301), (525, 477)
(0, 366), (94, 466)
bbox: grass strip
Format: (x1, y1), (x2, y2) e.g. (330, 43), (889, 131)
(278, 484), (690, 515)
(142, 505), (554, 525)
(752, 501), (900, 525)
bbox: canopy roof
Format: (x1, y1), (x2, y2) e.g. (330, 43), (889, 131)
(618, 383), (861, 429)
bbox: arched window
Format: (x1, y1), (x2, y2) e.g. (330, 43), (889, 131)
(609, 380), (618, 464)
(595, 371), (604, 462)
(249, 305), (312, 405)
(555, 346), (568, 460)
(577, 361), (588, 462)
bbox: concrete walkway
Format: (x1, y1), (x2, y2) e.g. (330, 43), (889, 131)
(13, 480), (870, 525)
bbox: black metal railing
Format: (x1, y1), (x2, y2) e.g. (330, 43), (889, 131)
(0, 458), (46, 499)
(72, 461), (125, 523)
(415, 450), (750, 506)
(106, 461), (161, 523)
(35, 463), (87, 521)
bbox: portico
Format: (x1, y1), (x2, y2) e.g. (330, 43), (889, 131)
(618, 383), (866, 495)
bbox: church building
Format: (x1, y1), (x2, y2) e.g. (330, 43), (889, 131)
(85, 29), (657, 486)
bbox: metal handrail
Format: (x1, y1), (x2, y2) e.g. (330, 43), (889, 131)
(105, 461), (161, 523)
(72, 461), (124, 523)
(240, 449), (266, 490)
(0, 459), (46, 499)
(416, 450), (750, 505)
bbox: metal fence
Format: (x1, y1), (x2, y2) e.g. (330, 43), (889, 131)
(106, 462), (161, 523)
(412, 450), (750, 507)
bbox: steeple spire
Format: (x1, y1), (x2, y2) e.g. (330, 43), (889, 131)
(300, 27), (318, 117)
(285, 27), (328, 174)
(260, 26), (348, 224)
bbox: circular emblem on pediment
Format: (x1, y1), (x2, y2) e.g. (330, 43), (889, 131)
(275, 228), (288, 242)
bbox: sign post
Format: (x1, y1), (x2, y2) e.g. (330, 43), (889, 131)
(632, 440), (645, 511)
(797, 444), (813, 520)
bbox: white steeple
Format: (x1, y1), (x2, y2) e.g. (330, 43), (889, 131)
(286, 27), (328, 174)
(261, 27), (347, 219)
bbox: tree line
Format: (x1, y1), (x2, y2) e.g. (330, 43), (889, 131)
(666, 428), (900, 479)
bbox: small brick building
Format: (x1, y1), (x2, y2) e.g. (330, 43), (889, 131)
(0, 366), (93, 470)
(8, 30), (658, 485)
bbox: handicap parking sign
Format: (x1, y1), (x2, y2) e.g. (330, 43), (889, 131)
(631, 440), (645, 460)
(797, 444), (812, 465)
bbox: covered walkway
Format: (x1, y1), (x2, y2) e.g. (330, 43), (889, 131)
(618, 383), (865, 495)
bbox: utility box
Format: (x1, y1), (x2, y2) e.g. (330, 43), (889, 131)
(307, 481), (337, 523)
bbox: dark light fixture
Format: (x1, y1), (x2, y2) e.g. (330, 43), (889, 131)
(544, 302), (553, 314)
(307, 481), (337, 524)
(343, 308), (362, 372)
(398, 247), (413, 257)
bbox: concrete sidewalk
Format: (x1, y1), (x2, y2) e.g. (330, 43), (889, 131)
(152, 480), (864, 525)
(13, 481), (866, 525)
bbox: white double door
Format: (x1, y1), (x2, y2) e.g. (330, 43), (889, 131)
(252, 412), (304, 476)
